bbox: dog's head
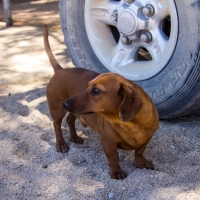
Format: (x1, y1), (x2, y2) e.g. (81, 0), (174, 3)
(63, 73), (143, 122)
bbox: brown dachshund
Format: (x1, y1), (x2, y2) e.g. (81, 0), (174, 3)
(44, 26), (159, 179)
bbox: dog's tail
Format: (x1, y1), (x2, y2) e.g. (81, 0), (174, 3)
(43, 25), (63, 72)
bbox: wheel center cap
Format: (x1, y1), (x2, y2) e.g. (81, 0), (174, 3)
(119, 11), (136, 35)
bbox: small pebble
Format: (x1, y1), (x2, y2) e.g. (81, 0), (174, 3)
(191, 163), (196, 165)
(42, 164), (48, 169)
(108, 193), (114, 199)
(130, 193), (135, 196)
(13, 137), (20, 141)
(40, 134), (46, 141)
(37, 192), (41, 196)
(58, 154), (63, 159)
(89, 173), (96, 177)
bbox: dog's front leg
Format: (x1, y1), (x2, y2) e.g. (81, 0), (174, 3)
(102, 137), (127, 180)
(66, 113), (83, 144)
(134, 142), (154, 170)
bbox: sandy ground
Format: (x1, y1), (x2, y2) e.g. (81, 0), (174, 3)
(0, 0), (61, 31)
(0, 1), (200, 199)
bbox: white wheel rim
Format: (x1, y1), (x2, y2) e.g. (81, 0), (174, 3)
(85, 0), (178, 81)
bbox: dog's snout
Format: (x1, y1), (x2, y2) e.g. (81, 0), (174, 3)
(63, 99), (71, 110)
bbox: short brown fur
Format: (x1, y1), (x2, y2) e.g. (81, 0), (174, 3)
(44, 26), (159, 179)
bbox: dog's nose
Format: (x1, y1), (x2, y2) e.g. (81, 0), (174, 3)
(63, 99), (70, 110)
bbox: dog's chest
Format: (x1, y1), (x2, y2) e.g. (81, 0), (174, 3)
(114, 122), (150, 149)
(77, 114), (103, 134)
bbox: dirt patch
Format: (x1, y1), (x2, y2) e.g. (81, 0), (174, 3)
(0, 0), (61, 31)
(0, 1), (200, 199)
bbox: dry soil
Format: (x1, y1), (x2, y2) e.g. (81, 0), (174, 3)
(0, 1), (200, 199)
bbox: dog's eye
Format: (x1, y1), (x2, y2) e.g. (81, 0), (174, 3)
(91, 87), (100, 95)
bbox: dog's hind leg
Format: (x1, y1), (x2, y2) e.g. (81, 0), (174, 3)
(50, 107), (69, 153)
(66, 113), (83, 144)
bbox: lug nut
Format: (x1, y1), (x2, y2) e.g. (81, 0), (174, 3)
(142, 4), (155, 17)
(140, 31), (152, 43)
(111, 11), (118, 23)
(121, 35), (132, 46)
(124, 0), (135, 5)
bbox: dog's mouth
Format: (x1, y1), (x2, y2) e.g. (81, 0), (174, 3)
(80, 111), (94, 115)
(63, 104), (94, 115)
(63, 102), (94, 115)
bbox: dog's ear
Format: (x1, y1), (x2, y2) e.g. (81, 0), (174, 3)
(119, 84), (143, 122)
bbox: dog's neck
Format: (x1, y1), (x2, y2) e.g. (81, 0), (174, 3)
(100, 111), (134, 127)
(100, 107), (157, 134)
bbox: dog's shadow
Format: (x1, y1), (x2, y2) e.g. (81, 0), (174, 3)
(1, 84), (50, 119)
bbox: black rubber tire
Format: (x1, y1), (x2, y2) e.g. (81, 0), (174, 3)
(59, 0), (200, 119)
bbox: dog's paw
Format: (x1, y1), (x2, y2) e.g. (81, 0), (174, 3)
(70, 136), (83, 144)
(56, 140), (69, 153)
(134, 157), (154, 170)
(110, 169), (127, 180)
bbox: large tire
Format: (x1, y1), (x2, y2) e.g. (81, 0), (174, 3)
(59, 0), (200, 119)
